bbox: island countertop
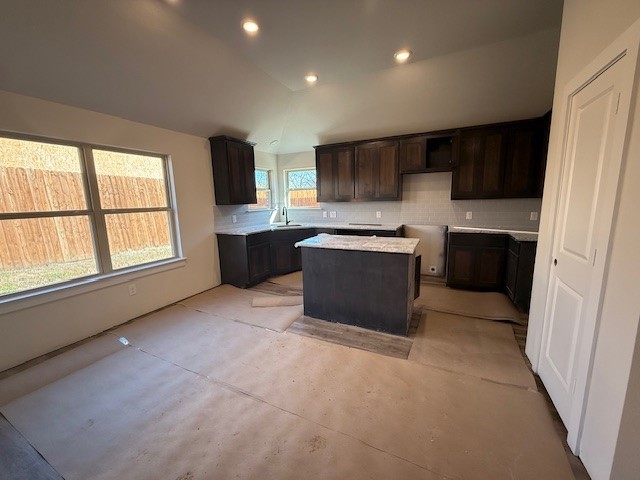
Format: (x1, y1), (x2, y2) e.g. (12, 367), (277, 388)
(295, 234), (419, 255)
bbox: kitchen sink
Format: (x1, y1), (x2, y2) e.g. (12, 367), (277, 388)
(274, 223), (302, 228)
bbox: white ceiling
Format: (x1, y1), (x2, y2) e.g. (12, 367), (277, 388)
(0, 0), (564, 154)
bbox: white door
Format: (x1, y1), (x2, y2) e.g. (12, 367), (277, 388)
(538, 56), (629, 448)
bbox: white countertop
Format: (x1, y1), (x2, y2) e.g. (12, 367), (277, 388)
(448, 226), (538, 242)
(216, 222), (403, 236)
(295, 234), (419, 254)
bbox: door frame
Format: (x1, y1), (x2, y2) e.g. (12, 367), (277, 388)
(527, 18), (640, 453)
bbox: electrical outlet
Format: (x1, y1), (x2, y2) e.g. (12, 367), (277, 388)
(429, 266), (437, 273)
(322, 211), (327, 218)
(466, 211), (473, 220)
(376, 211), (382, 219)
(232, 214), (237, 223)
(530, 211), (539, 221)
(128, 284), (137, 296)
(329, 211), (337, 218)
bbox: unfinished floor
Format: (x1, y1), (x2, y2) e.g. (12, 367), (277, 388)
(0, 275), (583, 480)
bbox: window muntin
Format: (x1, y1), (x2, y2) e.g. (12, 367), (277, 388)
(0, 133), (179, 298)
(285, 168), (318, 208)
(249, 168), (272, 210)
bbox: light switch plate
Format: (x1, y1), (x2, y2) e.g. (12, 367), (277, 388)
(466, 211), (473, 220)
(530, 211), (539, 221)
(329, 211), (337, 218)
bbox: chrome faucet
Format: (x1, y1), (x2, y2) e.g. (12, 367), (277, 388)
(282, 206), (290, 225)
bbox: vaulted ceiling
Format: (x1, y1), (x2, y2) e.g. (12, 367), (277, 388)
(0, 0), (563, 153)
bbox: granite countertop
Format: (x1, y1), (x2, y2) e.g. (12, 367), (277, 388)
(216, 222), (404, 236)
(448, 226), (538, 242)
(295, 234), (419, 254)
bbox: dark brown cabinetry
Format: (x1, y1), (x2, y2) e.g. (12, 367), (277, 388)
(209, 135), (257, 205)
(451, 127), (508, 199)
(451, 118), (548, 200)
(355, 140), (400, 200)
(316, 146), (355, 202)
(270, 229), (316, 275)
(446, 233), (507, 289)
(504, 237), (537, 312)
(447, 232), (537, 312)
(399, 133), (456, 174)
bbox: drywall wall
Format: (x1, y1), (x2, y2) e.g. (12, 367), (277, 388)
(276, 151), (541, 231)
(0, 90), (217, 371)
(279, 28), (560, 153)
(526, 2), (640, 479)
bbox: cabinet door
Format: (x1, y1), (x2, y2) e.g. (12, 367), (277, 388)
(452, 127), (507, 199)
(226, 141), (257, 204)
(316, 149), (335, 202)
(271, 242), (295, 274)
(248, 243), (271, 282)
(503, 122), (540, 198)
(451, 132), (480, 198)
(505, 249), (518, 300)
(378, 141), (400, 199)
(399, 136), (427, 173)
(335, 147), (355, 200)
(355, 144), (377, 199)
(476, 247), (505, 289)
(478, 128), (507, 198)
(446, 245), (476, 287)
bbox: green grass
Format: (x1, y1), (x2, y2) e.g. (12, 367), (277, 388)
(0, 246), (173, 297)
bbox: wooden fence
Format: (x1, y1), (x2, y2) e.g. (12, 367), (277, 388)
(0, 166), (170, 270)
(289, 189), (319, 207)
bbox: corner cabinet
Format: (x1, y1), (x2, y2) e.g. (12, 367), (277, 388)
(316, 146), (355, 202)
(446, 233), (507, 290)
(209, 135), (257, 205)
(355, 140), (401, 200)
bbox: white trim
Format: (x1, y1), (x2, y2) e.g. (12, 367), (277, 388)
(0, 257), (186, 315)
(526, 16), (640, 454)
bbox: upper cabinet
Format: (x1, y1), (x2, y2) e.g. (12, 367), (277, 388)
(451, 117), (549, 200)
(209, 135), (257, 205)
(316, 146), (355, 202)
(355, 140), (400, 200)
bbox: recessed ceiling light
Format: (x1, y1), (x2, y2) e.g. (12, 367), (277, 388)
(394, 49), (412, 63)
(305, 73), (318, 84)
(242, 20), (259, 34)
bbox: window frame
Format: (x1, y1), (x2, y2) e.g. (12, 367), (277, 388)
(0, 130), (183, 306)
(248, 168), (273, 211)
(284, 167), (319, 209)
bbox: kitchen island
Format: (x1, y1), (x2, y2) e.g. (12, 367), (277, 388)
(295, 234), (420, 336)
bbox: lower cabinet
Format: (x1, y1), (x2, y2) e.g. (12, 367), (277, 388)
(504, 237), (537, 312)
(446, 232), (537, 312)
(446, 233), (507, 290)
(217, 229), (316, 288)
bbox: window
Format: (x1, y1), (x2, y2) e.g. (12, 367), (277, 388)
(0, 133), (179, 299)
(285, 168), (318, 208)
(248, 168), (272, 210)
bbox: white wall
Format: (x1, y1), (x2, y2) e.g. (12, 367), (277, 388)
(0, 91), (218, 371)
(276, 152), (542, 231)
(526, 2), (640, 479)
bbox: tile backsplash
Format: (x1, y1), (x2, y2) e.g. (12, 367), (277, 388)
(214, 172), (542, 232)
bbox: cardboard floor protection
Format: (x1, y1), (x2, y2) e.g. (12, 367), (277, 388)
(179, 284), (302, 332)
(268, 271), (303, 289)
(408, 310), (537, 389)
(0, 301), (574, 480)
(416, 284), (525, 324)
(108, 305), (572, 480)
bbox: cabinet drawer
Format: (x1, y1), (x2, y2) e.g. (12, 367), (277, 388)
(449, 232), (507, 248)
